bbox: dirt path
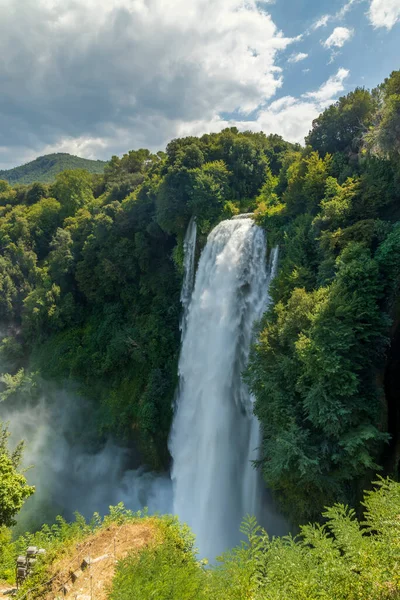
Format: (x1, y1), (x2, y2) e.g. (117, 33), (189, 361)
(45, 521), (155, 600)
(0, 585), (15, 596)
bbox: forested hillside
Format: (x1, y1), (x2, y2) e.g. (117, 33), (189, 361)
(0, 70), (399, 524)
(248, 69), (400, 521)
(0, 153), (106, 184)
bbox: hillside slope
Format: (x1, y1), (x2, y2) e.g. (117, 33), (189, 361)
(47, 521), (154, 600)
(0, 153), (106, 184)
(9, 508), (160, 600)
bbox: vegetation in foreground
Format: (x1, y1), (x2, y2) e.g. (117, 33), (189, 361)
(109, 479), (400, 599)
(0, 422), (34, 529)
(1, 478), (398, 600)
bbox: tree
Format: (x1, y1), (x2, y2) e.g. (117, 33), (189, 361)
(0, 423), (34, 527)
(217, 130), (268, 199)
(48, 228), (74, 285)
(26, 197), (62, 258)
(302, 151), (332, 212)
(0, 181), (17, 206)
(51, 170), (94, 218)
(306, 88), (376, 155)
(247, 242), (389, 521)
(25, 182), (49, 205)
(188, 161), (230, 226)
(365, 71), (400, 157)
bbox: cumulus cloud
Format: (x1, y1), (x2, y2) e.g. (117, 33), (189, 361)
(303, 67), (349, 106)
(253, 68), (349, 140)
(368, 0), (400, 29)
(179, 67), (350, 145)
(0, 0), (357, 167)
(323, 26), (354, 48)
(0, 0), (298, 168)
(288, 52), (308, 63)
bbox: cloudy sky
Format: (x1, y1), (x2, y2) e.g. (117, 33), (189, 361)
(0, 0), (399, 169)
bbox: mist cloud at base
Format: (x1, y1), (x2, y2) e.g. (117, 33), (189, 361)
(0, 384), (172, 532)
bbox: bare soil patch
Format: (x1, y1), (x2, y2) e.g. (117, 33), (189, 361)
(46, 521), (155, 600)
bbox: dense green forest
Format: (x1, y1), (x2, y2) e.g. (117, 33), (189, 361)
(0, 153), (106, 185)
(0, 69), (399, 528)
(248, 69), (400, 521)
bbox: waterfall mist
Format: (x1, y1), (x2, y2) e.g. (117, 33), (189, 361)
(0, 383), (172, 533)
(170, 217), (282, 559)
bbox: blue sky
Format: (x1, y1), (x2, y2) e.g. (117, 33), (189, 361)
(0, 0), (399, 169)
(271, 0), (400, 95)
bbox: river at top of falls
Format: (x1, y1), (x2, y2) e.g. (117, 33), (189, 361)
(170, 217), (280, 560)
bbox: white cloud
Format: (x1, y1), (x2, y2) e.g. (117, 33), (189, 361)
(288, 52), (308, 63)
(337, 0), (361, 18)
(181, 67), (351, 145)
(303, 67), (349, 106)
(255, 68), (350, 141)
(2, 64), (350, 165)
(368, 0), (400, 29)
(252, 98), (320, 142)
(0, 1), (355, 167)
(4, 65), (350, 168)
(0, 0), (300, 168)
(311, 0), (361, 33)
(323, 26), (354, 48)
(313, 15), (330, 29)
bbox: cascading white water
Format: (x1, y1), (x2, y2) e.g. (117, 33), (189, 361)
(170, 217), (278, 559)
(180, 216), (197, 336)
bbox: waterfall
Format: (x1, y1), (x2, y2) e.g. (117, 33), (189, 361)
(180, 216), (197, 336)
(170, 217), (278, 559)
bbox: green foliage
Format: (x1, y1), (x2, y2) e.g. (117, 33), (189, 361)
(2, 128), (293, 465)
(0, 369), (38, 403)
(187, 160), (230, 226)
(365, 71), (400, 157)
(0, 504), (141, 594)
(249, 239), (393, 520)
(245, 478), (400, 600)
(47, 228), (74, 285)
(0, 476), (398, 599)
(0, 180), (17, 205)
(0, 423), (34, 527)
(109, 517), (206, 600)
(51, 169), (94, 218)
(108, 479), (400, 600)
(314, 176), (360, 232)
(215, 130), (269, 199)
(248, 69), (400, 523)
(0, 153), (106, 185)
(306, 88), (377, 155)
(103, 149), (160, 201)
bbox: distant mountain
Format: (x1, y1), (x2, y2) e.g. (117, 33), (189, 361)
(0, 153), (107, 184)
